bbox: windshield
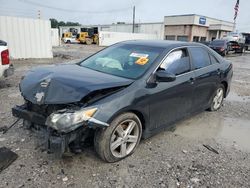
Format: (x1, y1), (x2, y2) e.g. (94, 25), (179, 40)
(211, 40), (225, 46)
(79, 43), (164, 79)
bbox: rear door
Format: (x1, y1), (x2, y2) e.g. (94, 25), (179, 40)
(148, 48), (195, 130)
(188, 47), (221, 111)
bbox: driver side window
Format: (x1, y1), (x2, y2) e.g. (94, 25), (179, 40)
(160, 48), (190, 76)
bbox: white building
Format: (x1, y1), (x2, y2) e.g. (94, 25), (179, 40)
(0, 16), (58, 59)
(164, 14), (234, 42)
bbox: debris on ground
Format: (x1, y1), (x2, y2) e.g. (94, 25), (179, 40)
(0, 126), (8, 133)
(62, 176), (68, 182)
(0, 147), (18, 173)
(53, 53), (73, 59)
(190, 177), (200, 183)
(203, 144), (219, 154)
(182, 150), (188, 154)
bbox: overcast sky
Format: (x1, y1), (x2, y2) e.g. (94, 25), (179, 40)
(0, 0), (249, 32)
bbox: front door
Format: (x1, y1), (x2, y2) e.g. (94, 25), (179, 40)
(148, 48), (195, 130)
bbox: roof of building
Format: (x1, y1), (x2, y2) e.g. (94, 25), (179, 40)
(164, 14), (233, 24)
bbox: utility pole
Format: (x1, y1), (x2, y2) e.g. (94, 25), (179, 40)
(38, 10), (40, 19)
(233, 20), (236, 32)
(132, 6), (135, 33)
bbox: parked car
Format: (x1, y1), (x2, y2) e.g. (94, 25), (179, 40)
(12, 40), (233, 162)
(0, 40), (14, 79)
(63, 36), (80, 44)
(210, 39), (229, 56)
(199, 41), (211, 47)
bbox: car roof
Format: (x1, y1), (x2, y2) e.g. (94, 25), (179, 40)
(212, 39), (226, 42)
(119, 40), (204, 49)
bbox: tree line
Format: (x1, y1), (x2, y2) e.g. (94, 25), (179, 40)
(50, 18), (81, 28)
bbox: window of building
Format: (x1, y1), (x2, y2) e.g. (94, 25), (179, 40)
(189, 47), (211, 69)
(159, 49), (190, 75)
(200, 37), (207, 42)
(165, 35), (176, 40)
(177, 36), (188, 42)
(193, 36), (200, 42)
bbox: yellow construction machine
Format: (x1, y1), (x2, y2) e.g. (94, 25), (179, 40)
(62, 32), (73, 38)
(76, 27), (99, 45)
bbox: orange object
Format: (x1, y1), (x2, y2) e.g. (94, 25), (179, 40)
(135, 57), (149, 65)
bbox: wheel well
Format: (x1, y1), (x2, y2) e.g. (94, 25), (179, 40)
(130, 110), (146, 130)
(221, 81), (228, 97)
(108, 110), (146, 131)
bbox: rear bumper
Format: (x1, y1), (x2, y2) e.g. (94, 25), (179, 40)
(3, 64), (14, 77)
(212, 49), (225, 55)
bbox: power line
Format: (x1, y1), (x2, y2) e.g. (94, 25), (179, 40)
(19, 0), (132, 14)
(0, 7), (35, 14)
(0, 12), (35, 18)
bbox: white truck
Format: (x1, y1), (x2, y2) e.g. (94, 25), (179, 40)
(222, 32), (246, 53)
(0, 40), (14, 79)
(62, 36), (80, 44)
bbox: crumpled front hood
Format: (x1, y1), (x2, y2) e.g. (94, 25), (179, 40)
(20, 64), (133, 104)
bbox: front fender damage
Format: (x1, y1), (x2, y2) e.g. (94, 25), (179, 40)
(12, 104), (109, 157)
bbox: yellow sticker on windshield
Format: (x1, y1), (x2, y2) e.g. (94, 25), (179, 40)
(135, 57), (149, 65)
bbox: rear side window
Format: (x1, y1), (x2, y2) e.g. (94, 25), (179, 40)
(160, 48), (190, 75)
(189, 47), (211, 69)
(209, 54), (220, 64)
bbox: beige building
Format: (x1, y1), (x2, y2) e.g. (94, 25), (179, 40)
(164, 14), (234, 42)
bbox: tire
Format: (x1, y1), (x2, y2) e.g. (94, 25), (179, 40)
(209, 84), (225, 111)
(226, 47), (229, 55)
(242, 47), (246, 53)
(66, 40), (71, 44)
(86, 38), (93, 45)
(23, 120), (32, 129)
(240, 46), (245, 53)
(222, 50), (226, 57)
(94, 112), (142, 162)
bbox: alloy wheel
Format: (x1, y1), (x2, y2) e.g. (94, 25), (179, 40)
(110, 119), (139, 158)
(212, 88), (224, 110)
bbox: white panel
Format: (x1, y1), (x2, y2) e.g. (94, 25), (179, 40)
(0, 16), (53, 59)
(99, 31), (159, 46)
(51, 28), (59, 46)
(139, 23), (164, 39)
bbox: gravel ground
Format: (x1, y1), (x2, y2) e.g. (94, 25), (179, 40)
(0, 44), (249, 188)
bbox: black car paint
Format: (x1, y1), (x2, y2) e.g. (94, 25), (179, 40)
(78, 41), (232, 138)
(210, 40), (228, 56)
(20, 64), (133, 104)
(13, 40), (233, 154)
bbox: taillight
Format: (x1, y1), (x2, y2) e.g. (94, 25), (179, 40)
(1, 49), (10, 65)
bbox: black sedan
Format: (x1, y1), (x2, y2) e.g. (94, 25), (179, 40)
(210, 39), (229, 56)
(12, 40), (233, 162)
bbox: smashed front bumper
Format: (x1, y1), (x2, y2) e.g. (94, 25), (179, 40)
(12, 104), (108, 156)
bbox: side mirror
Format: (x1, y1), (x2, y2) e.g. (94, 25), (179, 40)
(155, 70), (176, 82)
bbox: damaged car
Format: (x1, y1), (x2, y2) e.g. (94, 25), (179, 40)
(12, 40), (233, 162)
